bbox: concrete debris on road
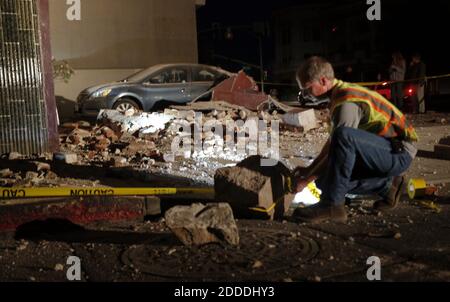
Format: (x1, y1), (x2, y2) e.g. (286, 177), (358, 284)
(165, 203), (240, 246)
(97, 109), (175, 136)
(215, 155), (295, 220)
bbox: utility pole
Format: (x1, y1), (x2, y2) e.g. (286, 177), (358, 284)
(257, 34), (265, 93)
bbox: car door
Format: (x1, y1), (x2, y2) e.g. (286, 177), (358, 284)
(190, 66), (221, 100)
(140, 66), (191, 110)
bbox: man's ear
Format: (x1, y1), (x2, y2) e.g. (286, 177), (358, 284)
(319, 77), (328, 86)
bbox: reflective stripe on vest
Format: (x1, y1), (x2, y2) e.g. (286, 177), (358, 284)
(331, 79), (418, 141)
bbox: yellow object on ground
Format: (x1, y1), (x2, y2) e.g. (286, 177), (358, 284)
(407, 178), (427, 199)
(293, 182), (321, 206)
(418, 200), (442, 213)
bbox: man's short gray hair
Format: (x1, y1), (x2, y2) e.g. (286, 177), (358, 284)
(296, 56), (335, 86)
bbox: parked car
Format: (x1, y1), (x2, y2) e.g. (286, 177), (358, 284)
(77, 64), (233, 116)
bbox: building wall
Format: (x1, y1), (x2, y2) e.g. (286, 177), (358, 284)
(0, 0), (59, 154)
(272, 1), (378, 86)
(49, 0), (199, 69)
(48, 0), (201, 119)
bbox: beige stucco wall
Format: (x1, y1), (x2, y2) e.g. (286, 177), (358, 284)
(49, 0), (199, 69)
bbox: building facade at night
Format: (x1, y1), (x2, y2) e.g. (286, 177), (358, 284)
(272, 1), (382, 86)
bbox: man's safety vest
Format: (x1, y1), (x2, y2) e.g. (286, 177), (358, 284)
(331, 79), (418, 142)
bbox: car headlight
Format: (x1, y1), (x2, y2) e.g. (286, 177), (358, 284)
(90, 88), (112, 99)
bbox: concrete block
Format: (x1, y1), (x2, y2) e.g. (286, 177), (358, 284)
(438, 136), (450, 146)
(434, 144), (450, 160)
(281, 109), (318, 132)
(214, 155), (294, 220)
(165, 203), (239, 246)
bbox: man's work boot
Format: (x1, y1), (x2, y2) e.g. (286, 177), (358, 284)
(292, 203), (347, 224)
(373, 175), (406, 211)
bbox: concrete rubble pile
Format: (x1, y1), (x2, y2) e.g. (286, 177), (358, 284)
(58, 101), (322, 164)
(2, 97), (329, 187)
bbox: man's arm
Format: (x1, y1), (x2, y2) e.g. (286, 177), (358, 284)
(293, 102), (363, 192)
(293, 139), (330, 193)
(295, 139), (330, 180)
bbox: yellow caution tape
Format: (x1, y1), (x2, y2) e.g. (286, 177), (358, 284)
(307, 182), (321, 200)
(418, 200), (442, 213)
(248, 202), (277, 214)
(355, 81), (389, 86)
(356, 73), (450, 87)
(0, 187), (214, 199)
(285, 176), (293, 193)
(257, 74), (450, 88)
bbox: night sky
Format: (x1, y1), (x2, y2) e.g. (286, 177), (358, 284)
(197, 0), (450, 76)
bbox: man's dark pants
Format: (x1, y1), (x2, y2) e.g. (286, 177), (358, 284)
(316, 127), (413, 206)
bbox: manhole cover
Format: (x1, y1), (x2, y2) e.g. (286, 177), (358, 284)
(121, 227), (319, 280)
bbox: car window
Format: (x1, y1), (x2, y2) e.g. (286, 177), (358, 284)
(192, 66), (219, 82)
(147, 67), (188, 84)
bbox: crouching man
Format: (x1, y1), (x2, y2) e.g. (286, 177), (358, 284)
(293, 56), (418, 223)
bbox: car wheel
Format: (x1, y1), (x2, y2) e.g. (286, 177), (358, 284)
(113, 98), (140, 113)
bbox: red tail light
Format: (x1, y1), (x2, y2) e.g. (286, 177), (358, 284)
(405, 87), (414, 96)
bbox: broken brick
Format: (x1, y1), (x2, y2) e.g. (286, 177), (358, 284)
(0, 168), (14, 178)
(8, 152), (22, 160)
(122, 139), (156, 157)
(110, 156), (129, 167)
(31, 161), (51, 172)
(54, 152), (78, 164)
(100, 126), (119, 142)
(61, 122), (79, 130)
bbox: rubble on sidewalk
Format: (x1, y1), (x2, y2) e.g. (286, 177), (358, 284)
(53, 152), (78, 164)
(1, 84), (330, 189)
(97, 109), (175, 136)
(165, 203), (239, 246)
(210, 70), (268, 111)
